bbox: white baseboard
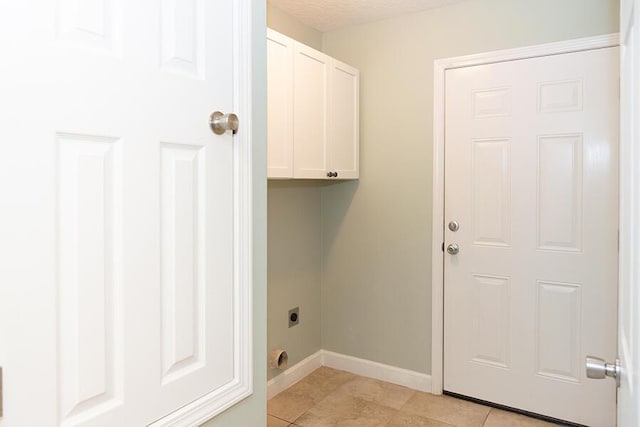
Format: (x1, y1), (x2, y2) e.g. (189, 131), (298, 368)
(321, 350), (432, 393)
(267, 349), (432, 399)
(267, 350), (323, 399)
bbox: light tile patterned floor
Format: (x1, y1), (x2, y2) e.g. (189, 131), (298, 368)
(267, 367), (563, 427)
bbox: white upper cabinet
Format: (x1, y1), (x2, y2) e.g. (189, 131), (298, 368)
(267, 29), (359, 180)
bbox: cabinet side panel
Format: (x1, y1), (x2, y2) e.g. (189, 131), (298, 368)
(267, 33), (293, 178)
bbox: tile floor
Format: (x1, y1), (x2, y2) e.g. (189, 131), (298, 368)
(267, 367), (562, 427)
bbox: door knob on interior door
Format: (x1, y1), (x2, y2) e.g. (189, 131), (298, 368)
(209, 111), (239, 135)
(586, 356), (620, 386)
(447, 243), (459, 255)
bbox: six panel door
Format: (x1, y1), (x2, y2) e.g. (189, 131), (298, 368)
(444, 47), (619, 426)
(0, 0), (245, 425)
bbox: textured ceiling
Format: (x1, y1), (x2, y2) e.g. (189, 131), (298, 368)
(268, 0), (467, 32)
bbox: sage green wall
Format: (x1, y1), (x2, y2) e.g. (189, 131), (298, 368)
(201, 2), (267, 426)
(267, 182), (323, 380)
(320, 0), (619, 375)
(266, 6), (324, 381)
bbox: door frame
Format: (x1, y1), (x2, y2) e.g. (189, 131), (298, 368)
(430, 33), (620, 395)
(618, 0), (640, 424)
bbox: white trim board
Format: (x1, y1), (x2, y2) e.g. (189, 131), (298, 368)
(267, 351), (324, 400)
(267, 350), (431, 399)
(430, 33), (620, 395)
(322, 351), (431, 393)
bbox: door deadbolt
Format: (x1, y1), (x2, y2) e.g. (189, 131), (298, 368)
(448, 221), (460, 232)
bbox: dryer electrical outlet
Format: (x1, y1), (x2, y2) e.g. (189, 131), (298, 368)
(288, 307), (299, 327)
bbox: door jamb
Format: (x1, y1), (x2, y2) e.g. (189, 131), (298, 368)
(430, 33), (620, 395)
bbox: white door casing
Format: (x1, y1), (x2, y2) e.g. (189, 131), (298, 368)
(618, 1), (640, 426)
(0, 0), (253, 426)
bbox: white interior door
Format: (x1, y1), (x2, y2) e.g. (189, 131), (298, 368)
(444, 47), (619, 426)
(0, 1), (248, 425)
(618, 1), (640, 426)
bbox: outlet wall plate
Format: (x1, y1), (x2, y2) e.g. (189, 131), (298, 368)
(288, 307), (299, 327)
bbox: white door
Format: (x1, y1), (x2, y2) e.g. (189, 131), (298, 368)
(0, 1), (249, 426)
(618, 0), (640, 425)
(444, 48), (619, 426)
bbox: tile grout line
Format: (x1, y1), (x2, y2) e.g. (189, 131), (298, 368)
(292, 406), (312, 426)
(268, 413), (294, 424)
(481, 407), (493, 426)
(395, 389), (418, 412)
(392, 390), (460, 427)
(291, 374), (354, 425)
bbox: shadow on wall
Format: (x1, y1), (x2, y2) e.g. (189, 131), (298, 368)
(268, 180), (328, 190)
(321, 180), (359, 253)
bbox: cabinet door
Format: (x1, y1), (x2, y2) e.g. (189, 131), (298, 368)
(328, 60), (359, 179)
(293, 43), (329, 179)
(267, 29), (294, 178)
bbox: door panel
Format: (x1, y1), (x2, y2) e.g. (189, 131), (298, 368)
(444, 48), (619, 427)
(57, 133), (124, 424)
(0, 0), (242, 425)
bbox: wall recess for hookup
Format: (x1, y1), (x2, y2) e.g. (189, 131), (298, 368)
(288, 307), (299, 327)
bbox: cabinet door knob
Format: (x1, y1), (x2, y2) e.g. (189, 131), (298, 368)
(334, 172), (339, 178)
(327, 172), (333, 178)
